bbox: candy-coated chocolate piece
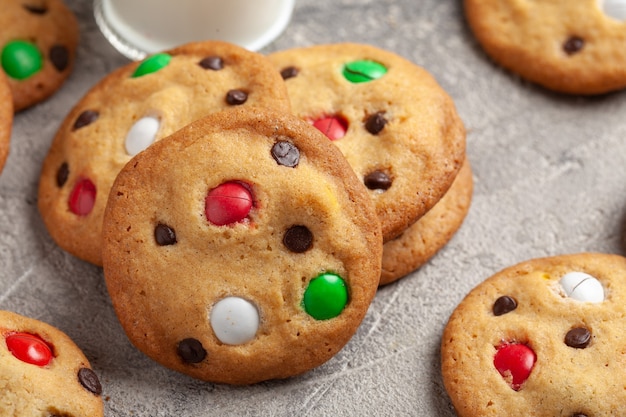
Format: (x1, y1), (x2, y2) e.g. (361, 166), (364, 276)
(342, 60), (387, 83)
(68, 178), (96, 216)
(601, 0), (626, 20)
(493, 343), (536, 391)
(125, 116), (160, 156)
(210, 297), (259, 345)
(303, 273), (348, 320)
(132, 53), (172, 78)
(1, 40), (43, 80)
(559, 271), (604, 303)
(312, 115), (348, 140)
(6, 332), (53, 366)
(205, 181), (253, 226)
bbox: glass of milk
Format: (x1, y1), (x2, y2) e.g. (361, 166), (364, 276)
(94, 0), (296, 60)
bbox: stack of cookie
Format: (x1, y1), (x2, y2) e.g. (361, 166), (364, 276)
(36, 40), (468, 384)
(269, 43), (470, 285)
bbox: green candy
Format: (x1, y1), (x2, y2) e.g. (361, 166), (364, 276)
(342, 60), (387, 83)
(303, 273), (348, 320)
(131, 53), (172, 78)
(1, 40), (43, 80)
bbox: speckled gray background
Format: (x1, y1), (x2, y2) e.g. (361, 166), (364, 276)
(2, 0), (626, 415)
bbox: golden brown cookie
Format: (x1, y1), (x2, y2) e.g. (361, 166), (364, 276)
(269, 43), (466, 242)
(441, 253), (626, 416)
(0, 71), (12, 172)
(465, 0), (626, 94)
(102, 107), (382, 385)
(380, 159), (472, 286)
(0, 310), (104, 416)
(38, 40), (291, 266)
(0, 0), (79, 111)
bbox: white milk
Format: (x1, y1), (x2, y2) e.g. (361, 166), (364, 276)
(94, 0), (295, 60)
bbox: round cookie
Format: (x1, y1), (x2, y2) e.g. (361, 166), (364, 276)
(0, 71), (12, 173)
(441, 253), (626, 416)
(101, 107), (383, 385)
(269, 43), (466, 242)
(38, 40), (291, 266)
(0, 0), (79, 111)
(465, 0), (626, 95)
(380, 159), (472, 286)
(0, 310), (104, 416)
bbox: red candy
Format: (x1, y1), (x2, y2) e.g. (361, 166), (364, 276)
(6, 332), (53, 366)
(205, 181), (253, 226)
(312, 115), (348, 140)
(493, 343), (536, 391)
(68, 178), (96, 216)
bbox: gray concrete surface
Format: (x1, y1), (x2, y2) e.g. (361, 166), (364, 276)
(2, 0), (626, 415)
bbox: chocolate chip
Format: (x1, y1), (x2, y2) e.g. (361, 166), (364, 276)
(280, 66), (299, 80)
(49, 45), (69, 72)
(493, 295), (517, 316)
(283, 225), (313, 253)
(571, 414), (588, 417)
(23, 4), (47, 14)
(177, 338), (207, 363)
(565, 327), (591, 349)
(56, 162), (69, 187)
(563, 36), (584, 55)
(364, 112), (388, 135)
(78, 368), (102, 396)
(73, 110), (99, 130)
(271, 140), (300, 167)
(154, 223), (177, 246)
(364, 170), (392, 190)
(226, 89), (248, 105)
(198, 56), (223, 70)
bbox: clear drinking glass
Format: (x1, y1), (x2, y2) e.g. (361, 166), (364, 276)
(94, 0), (295, 60)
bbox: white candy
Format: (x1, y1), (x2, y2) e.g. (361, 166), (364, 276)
(125, 116), (160, 156)
(559, 271), (605, 303)
(600, 0), (626, 20)
(210, 296), (259, 345)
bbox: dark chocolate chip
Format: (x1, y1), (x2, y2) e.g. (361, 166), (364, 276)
(23, 4), (47, 14)
(73, 110), (99, 130)
(56, 162), (69, 187)
(364, 112), (388, 135)
(78, 368), (102, 396)
(280, 66), (299, 80)
(571, 414), (588, 417)
(177, 338), (207, 363)
(226, 89), (248, 105)
(271, 140), (300, 167)
(493, 295), (517, 316)
(198, 56), (223, 70)
(49, 45), (69, 72)
(565, 327), (591, 349)
(283, 225), (313, 253)
(364, 170), (392, 191)
(563, 36), (584, 55)
(155, 223), (177, 246)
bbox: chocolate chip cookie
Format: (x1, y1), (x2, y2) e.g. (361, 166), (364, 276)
(38, 40), (291, 266)
(442, 253), (626, 416)
(101, 107), (382, 385)
(465, 0), (626, 94)
(0, 309), (103, 416)
(269, 43), (466, 242)
(0, 0), (79, 111)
